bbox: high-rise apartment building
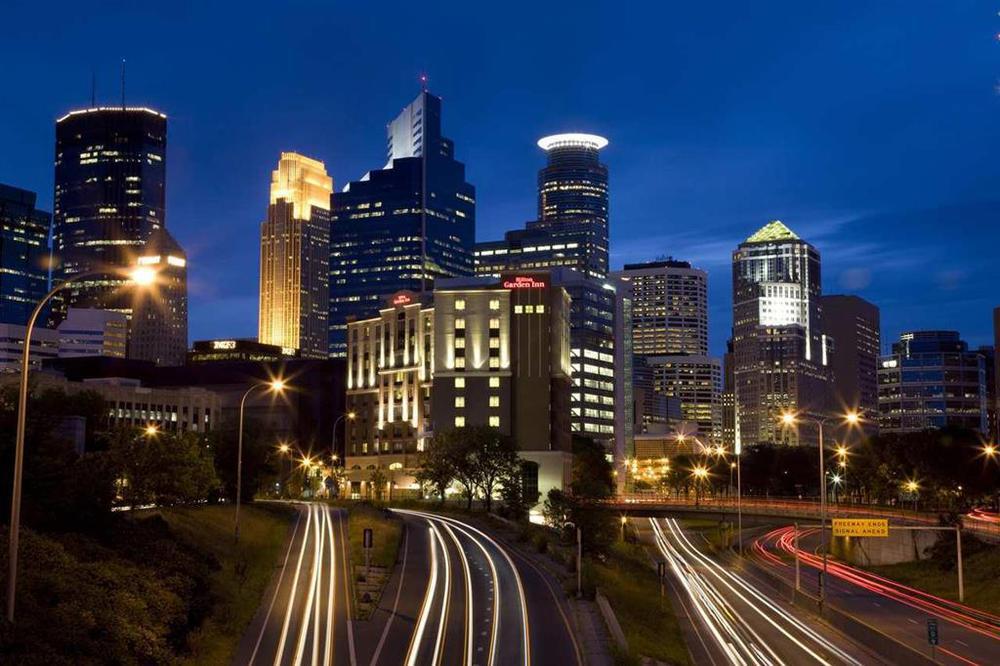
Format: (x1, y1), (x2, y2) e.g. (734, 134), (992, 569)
(57, 308), (128, 358)
(731, 221), (831, 446)
(259, 152), (332, 358)
(52, 107), (168, 319)
(329, 91), (476, 356)
(878, 331), (987, 433)
(821, 295), (880, 438)
(130, 228), (188, 365)
(476, 133), (609, 279)
(0, 184), (50, 326)
(612, 259), (708, 356)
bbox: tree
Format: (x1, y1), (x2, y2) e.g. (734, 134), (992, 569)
(544, 436), (617, 554)
(415, 441), (457, 504)
(430, 428), (479, 509)
(106, 427), (219, 508)
(368, 466), (387, 501)
(469, 427), (519, 512)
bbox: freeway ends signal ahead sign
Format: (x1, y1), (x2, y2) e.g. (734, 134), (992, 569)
(832, 518), (889, 538)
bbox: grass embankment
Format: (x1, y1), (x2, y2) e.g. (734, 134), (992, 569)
(869, 543), (1000, 616)
(161, 504), (294, 664)
(590, 541), (691, 666)
(679, 518), (735, 552)
(344, 502), (402, 619)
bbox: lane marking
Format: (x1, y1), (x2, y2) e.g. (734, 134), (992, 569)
(369, 528), (410, 666)
(248, 507), (303, 665)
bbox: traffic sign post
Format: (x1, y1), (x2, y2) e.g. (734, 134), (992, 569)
(657, 561), (666, 608)
(363, 527), (373, 579)
(927, 618), (939, 661)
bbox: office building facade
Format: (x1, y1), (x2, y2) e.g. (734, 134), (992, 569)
(187, 339), (300, 364)
(57, 308), (128, 358)
(0, 184), (50, 326)
(329, 91), (476, 356)
(612, 259), (709, 356)
(878, 331), (988, 434)
(0, 323), (58, 373)
(646, 355), (722, 444)
(822, 295), (880, 438)
(259, 153), (332, 358)
(475, 133), (609, 280)
(52, 107), (168, 319)
(130, 228), (188, 365)
(731, 221), (831, 446)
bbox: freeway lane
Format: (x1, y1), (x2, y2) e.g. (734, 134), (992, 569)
(643, 517), (881, 665)
(234, 503), (355, 666)
(753, 526), (1000, 665)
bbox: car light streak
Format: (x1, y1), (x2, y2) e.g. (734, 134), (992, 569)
(405, 525), (440, 666)
(442, 521), (474, 666)
(755, 526), (1000, 643)
(273, 504), (315, 665)
(428, 521), (452, 666)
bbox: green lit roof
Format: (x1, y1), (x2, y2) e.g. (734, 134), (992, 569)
(745, 220), (799, 243)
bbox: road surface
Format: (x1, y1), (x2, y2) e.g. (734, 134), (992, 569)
(642, 517), (882, 665)
(753, 525), (1000, 665)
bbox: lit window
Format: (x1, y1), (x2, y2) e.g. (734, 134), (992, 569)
(536, 304), (545, 314)
(456, 318), (466, 329)
(455, 357), (466, 369)
(488, 416), (500, 427)
(489, 318), (500, 329)
(455, 338), (466, 349)
(489, 338), (500, 348)
(455, 396), (465, 407)
(455, 416), (466, 428)
(455, 299), (466, 311)
(455, 377), (465, 388)
(489, 299), (500, 311)
(489, 377), (500, 388)
(525, 305), (535, 313)
(489, 396), (500, 407)
(514, 305), (523, 314)
(489, 357), (500, 369)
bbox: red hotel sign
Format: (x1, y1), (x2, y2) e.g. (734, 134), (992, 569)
(392, 293), (413, 306)
(502, 275), (547, 289)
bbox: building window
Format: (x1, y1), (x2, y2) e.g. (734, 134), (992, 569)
(489, 357), (500, 369)
(489, 299), (500, 311)
(455, 396), (465, 407)
(455, 337), (466, 349)
(536, 304), (545, 313)
(455, 377), (465, 388)
(525, 305), (535, 313)
(489, 396), (500, 407)
(455, 416), (466, 428)
(489, 338), (500, 348)
(489, 376), (500, 388)
(489, 318), (500, 329)
(514, 305), (523, 314)
(455, 299), (466, 311)
(488, 416), (500, 427)
(456, 318), (466, 329)
(455, 357), (466, 369)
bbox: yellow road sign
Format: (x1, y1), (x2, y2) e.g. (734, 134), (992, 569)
(832, 518), (889, 537)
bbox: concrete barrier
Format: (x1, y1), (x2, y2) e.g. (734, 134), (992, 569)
(595, 588), (628, 652)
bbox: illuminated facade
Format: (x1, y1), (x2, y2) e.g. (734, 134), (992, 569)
(0, 184), (50, 326)
(612, 259), (708, 356)
(130, 228), (188, 366)
(57, 308), (128, 358)
(187, 338), (299, 364)
(878, 331), (987, 434)
(344, 291), (435, 487)
(52, 107), (168, 321)
(329, 91), (476, 356)
(731, 221), (831, 446)
(645, 355), (722, 444)
(259, 152), (332, 359)
(475, 133), (609, 280)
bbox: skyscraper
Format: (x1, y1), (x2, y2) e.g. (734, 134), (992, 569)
(645, 355), (722, 444)
(612, 259), (709, 356)
(821, 295), (880, 435)
(329, 91), (476, 356)
(878, 331), (987, 434)
(52, 107), (168, 318)
(130, 228), (188, 365)
(259, 152), (332, 359)
(731, 221), (831, 446)
(0, 184), (50, 326)
(475, 133), (609, 279)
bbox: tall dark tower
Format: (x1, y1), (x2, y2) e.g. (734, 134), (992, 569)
(130, 227), (188, 365)
(52, 107), (167, 319)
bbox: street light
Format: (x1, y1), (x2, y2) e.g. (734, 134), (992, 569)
(692, 465), (709, 506)
(330, 411), (356, 497)
(144, 424), (160, 437)
(6, 265), (156, 623)
(235, 378), (287, 541)
(780, 408), (862, 606)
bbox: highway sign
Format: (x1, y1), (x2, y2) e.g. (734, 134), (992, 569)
(927, 619), (938, 646)
(832, 518), (889, 537)
(363, 528), (373, 549)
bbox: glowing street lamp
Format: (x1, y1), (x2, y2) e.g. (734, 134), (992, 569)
(6, 264), (157, 623)
(144, 423), (160, 437)
(692, 465), (709, 506)
(235, 377), (287, 541)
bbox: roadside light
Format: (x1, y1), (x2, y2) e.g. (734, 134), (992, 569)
(904, 480), (919, 493)
(347, 411), (356, 419)
(781, 411), (796, 426)
(278, 443), (290, 454)
(692, 466), (709, 480)
(270, 378), (286, 393)
(984, 443), (997, 459)
(844, 411), (861, 426)
(836, 445), (848, 458)
(831, 474), (842, 485)
(144, 424), (159, 437)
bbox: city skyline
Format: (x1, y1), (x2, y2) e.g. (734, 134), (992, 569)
(1, 2), (998, 355)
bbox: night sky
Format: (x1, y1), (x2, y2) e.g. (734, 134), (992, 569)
(2, 1), (998, 356)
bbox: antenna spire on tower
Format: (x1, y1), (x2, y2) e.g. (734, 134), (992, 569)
(91, 69), (96, 108)
(419, 72), (428, 93)
(120, 58), (126, 109)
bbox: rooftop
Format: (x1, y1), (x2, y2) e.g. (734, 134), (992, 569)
(537, 133), (608, 151)
(745, 220), (800, 244)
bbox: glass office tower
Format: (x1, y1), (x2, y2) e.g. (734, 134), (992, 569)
(329, 91), (476, 356)
(52, 107), (168, 319)
(0, 184), (50, 326)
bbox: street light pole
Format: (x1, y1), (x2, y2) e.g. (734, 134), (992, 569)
(330, 411), (355, 497)
(235, 379), (286, 542)
(6, 266), (156, 623)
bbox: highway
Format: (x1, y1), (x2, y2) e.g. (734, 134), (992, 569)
(753, 526), (1000, 665)
(643, 517), (879, 665)
(234, 502), (355, 666)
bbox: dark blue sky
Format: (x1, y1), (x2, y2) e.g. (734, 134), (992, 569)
(2, 1), (998, 355)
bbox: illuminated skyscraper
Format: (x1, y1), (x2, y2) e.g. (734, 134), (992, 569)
(52, 107), (168, 319)
(131, 228), (188, 365)
(329, 91), (476, 356)
(731, 221), (831, 446)
(259, 152), (332, 359)
(475, 133), (609, 279)
(0, 184), (50, 326)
